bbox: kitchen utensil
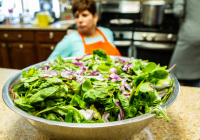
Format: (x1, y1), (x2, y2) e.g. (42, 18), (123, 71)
(110, 19), (134, 25)
(141, 1), (166, 26)
(2, 57), (180, 140)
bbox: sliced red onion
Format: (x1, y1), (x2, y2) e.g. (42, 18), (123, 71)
(122, 63), (132, 72)
(50, 71), (58, 76)
(109, 67), (117, 74)
(115, 101), (124, 120)
(46, 65), (50, 70)
(159, 90), (168, 98)
(83, 75), (104, 81)
(123, 93), (130, 99)
(76, 53), (90, 61)
(80, 66), (87, 75)
(109, 73), (121, 81)
(9, 88), (15, 100)
(89, 71), (101, 76)
(39, 75), (50, 79)
(101, 112), (110, 122)
(125, 83), (132, 92)
(61, 70), (73, 79)
(72, 62), (84, 66)
(79, 109), (95, 120)
(74, 74), (84, 84)
(119, 57), (131, 64)
(110, 78), (117, 83)
(118, 85), (127, 95)
(121, 78), (128, 86)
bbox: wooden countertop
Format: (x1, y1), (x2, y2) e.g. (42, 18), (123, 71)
(0, 20), (74, 31)
(0, 68), (200, 139)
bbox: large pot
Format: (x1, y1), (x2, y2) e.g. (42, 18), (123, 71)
(141, 1), (166, 27)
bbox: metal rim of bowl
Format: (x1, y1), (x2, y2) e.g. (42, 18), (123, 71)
(2, 56), (180, 128)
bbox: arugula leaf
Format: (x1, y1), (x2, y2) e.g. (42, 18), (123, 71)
(151, 106), (170, 121)
(93, 49), (107, 60)
(143, 62), (157, 73)
(150, 69), (169, 79)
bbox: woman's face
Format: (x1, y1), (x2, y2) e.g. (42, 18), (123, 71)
(74, 10), (98, 34)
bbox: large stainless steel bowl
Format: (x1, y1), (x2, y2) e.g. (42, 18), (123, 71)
(2, 57), (180, 140)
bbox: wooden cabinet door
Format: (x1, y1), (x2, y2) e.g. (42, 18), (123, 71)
(0, 42), (10, 68)
(37, 44), (56, 62)
(0, 31), (34, 42)
(36, 31), (66, 43)
(8, 43), (37, 69)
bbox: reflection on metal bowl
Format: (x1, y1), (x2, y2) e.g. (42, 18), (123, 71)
(2, 57), (180, 140)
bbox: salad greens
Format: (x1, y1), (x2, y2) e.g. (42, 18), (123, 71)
(10, 49), (173, 123)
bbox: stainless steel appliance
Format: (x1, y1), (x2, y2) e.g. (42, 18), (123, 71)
(133, 31), (177, 66)
(133, 4), (179, 66)
(98, 1), (140, 57)
(141, 1), (166, 27)
(98, 1), (179, 66)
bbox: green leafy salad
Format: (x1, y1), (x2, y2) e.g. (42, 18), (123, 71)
(9, 49), (174, 123)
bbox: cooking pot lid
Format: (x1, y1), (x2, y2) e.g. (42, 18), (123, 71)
(109, 19), (134, 25)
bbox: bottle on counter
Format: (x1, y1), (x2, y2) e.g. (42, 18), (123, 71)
(19, 13), (24, 25)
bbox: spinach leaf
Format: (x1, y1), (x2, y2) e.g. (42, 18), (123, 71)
(14, 98), (35, 112)
(83, 88), (108, 103)
(70, 94), (87, 109)
(45, 113), (61, 121)
(27, 85), (60, 105)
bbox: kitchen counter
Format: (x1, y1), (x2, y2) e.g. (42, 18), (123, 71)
(0, 20), (74, 31)
(0, 68), (199, 139)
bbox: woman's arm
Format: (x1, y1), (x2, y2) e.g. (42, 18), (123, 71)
(173, 0), (185, 17)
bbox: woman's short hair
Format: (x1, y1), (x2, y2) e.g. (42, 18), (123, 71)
(72, 0), (96, 15)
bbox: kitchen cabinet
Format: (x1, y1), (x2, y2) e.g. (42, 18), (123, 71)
(8, 43), (37, 69)
(0, 42), (10, 68)
(0, 28), (67, 69)
(37, 43), (57, 62)
(0, 30), (36, 69)
(36, 31), (66, 62)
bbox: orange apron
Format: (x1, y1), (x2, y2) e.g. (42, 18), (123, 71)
(78, 28), (121, 56)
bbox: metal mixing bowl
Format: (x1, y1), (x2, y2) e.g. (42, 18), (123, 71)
(2, 58), (180, 140)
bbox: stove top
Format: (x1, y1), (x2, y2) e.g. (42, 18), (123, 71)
(98, 13), (179, 34)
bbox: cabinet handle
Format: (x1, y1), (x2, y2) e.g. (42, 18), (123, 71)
(4, 33), (8, 38)
(50, 46), (54, 50)
(1, 43), (6, 48)
(49, 32), (54, 39)
(19, 44), (23, 49)
(18, 34), (22, 38)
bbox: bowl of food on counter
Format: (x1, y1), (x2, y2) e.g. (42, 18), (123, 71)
(2, 49), (180, 140)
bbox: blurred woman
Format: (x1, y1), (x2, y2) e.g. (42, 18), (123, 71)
(47, 0), (121, 61)
(169, 0), (200, 87)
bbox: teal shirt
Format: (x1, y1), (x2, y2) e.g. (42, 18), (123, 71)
(47, 26), (114, 61)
